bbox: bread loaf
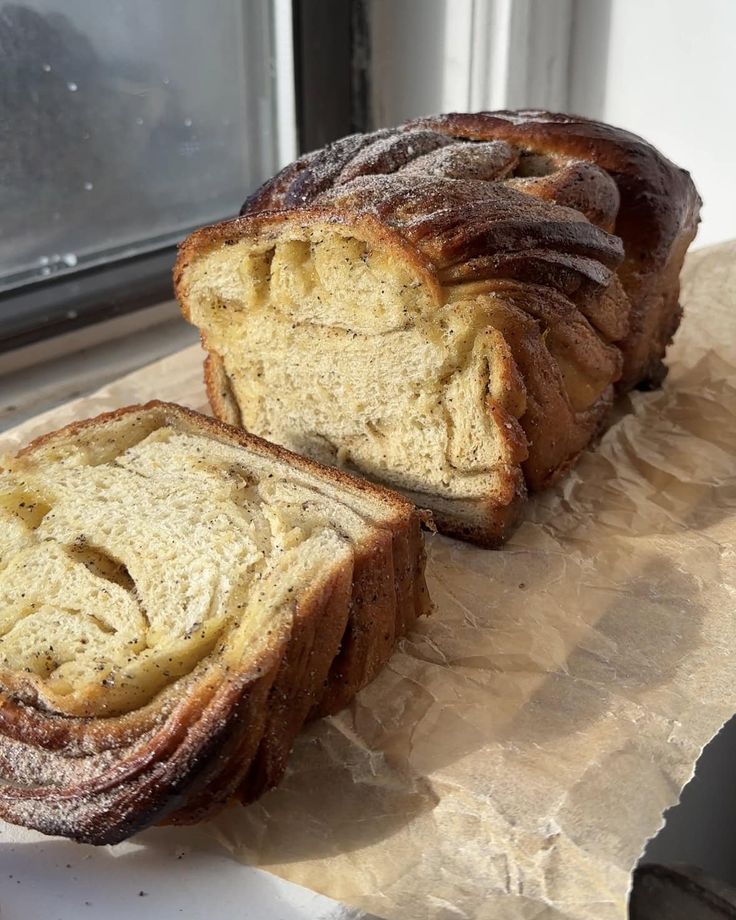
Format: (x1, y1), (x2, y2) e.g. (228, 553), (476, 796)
(175, 110), (701, 545)
(0, 402), (428, 843)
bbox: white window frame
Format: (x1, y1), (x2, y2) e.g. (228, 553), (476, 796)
(371, 0), (577, 124)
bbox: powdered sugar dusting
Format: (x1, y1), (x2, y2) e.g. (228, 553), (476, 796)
(336, 129), (452, 184)
(400, 140), (519, 181)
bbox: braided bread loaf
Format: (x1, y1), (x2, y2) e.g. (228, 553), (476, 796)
(176, 111), (700, 545)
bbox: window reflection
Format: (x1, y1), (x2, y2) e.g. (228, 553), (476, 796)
(0, 0), (278, 290)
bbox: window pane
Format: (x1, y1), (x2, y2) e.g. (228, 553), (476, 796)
(0, 0), (280, 292)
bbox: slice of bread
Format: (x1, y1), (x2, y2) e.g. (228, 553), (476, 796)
(0, 401), (429, 843)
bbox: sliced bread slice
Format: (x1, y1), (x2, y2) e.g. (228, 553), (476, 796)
(0, 401), (429, 843)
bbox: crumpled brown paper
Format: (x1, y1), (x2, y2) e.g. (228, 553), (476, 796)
(2, 242), (735, 920)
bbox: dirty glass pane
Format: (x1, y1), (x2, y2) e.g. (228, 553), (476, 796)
(0, 0), (279, 292)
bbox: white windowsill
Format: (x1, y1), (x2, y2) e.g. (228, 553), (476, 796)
(0, 302), (199, 432)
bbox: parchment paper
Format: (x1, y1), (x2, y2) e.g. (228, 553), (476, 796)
(2, 242), (735, 920)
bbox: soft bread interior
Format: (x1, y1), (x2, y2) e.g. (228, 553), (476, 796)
(184, 225), (529, 507)
(0, 408), (400, 717)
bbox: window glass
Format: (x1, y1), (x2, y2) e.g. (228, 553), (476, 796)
(0, 0), (279, 292)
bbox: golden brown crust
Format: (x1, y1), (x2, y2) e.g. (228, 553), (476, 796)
(0, 403), (429, 843)
(412, 110), (701, 388)
(473, 279), (621, 490)
(400, 475), (526, 548)
(238, 561), (353, 804)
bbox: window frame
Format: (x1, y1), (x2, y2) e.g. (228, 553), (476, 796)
(292, 0), (371, 152)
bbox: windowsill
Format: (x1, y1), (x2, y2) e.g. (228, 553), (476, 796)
(0, 302), (199, 432)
